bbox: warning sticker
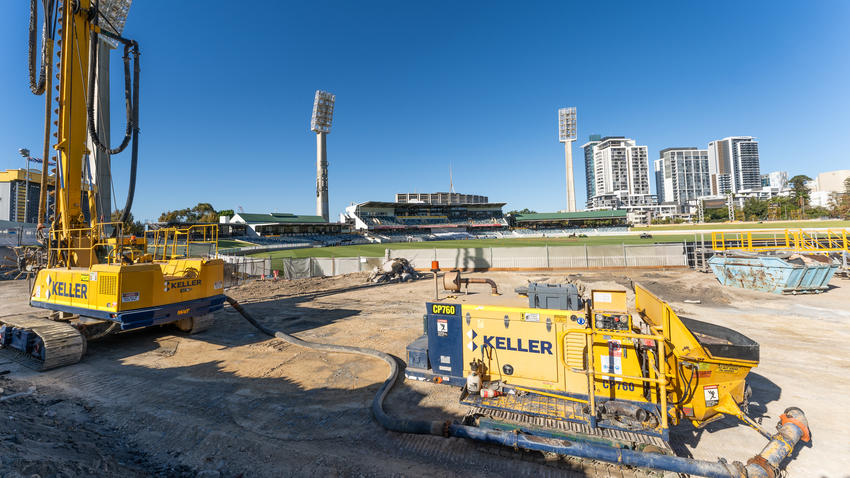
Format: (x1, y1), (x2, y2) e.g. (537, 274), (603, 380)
(33, 285), (40, 298)
(522, 313), (540, 322)
(600, 355), (622, 381)
(608, 339), (623, 357)
(703, 385), (719, 407)
(122, 292), (140, 303)
(436, 319), (448, 337)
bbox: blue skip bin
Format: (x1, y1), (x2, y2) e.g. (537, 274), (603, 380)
(708, 252), (839, 294)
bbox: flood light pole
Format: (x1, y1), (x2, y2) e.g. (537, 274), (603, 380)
(558, 107), (577, 212)
(311, 90), (335, 222)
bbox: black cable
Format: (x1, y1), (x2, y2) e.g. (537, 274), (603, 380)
(225, 296), (448, 436)
(86, 13), (136, 155)
(83, 2), (141, 223)
(118, 40), (140, 224)
(28, 0), (55, 95)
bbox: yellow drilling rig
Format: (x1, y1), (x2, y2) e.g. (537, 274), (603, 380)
(1, 0), (224, 370)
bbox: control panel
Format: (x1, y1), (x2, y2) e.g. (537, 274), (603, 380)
(593, 312), (631, 331)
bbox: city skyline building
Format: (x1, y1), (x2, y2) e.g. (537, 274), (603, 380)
(761, 171), (788, 189)
(708, 136), (761, 195)
(657, 147), (711, 205)
(592, 137), (650, 198)
(653, 158), (665, 202)
(581, 134), (603, 208)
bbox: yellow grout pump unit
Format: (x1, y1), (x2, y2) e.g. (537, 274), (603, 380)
(404, 281), (810, 476)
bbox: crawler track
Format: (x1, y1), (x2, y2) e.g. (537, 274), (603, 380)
(0, 314), (85, 370)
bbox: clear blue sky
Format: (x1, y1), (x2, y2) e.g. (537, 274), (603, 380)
(1, 1), (848, 222)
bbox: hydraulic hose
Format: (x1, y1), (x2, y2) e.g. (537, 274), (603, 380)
(224, 296), (447, 436)
(86, 14), (136, 155)
(225, 295), (810, 477)
(85, 5), (141, 224)
(28, 0), (56, 95)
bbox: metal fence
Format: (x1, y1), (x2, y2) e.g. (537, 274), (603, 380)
(0, 225), (39, 247)
(218, 243), (686, 283)
(218, 255), (385, 282)
(386, 244), (687, 270)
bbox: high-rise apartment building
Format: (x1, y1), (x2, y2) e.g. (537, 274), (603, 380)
(581, 134), (603, 207)
(593, 137), (650, 198)
(657, 148), (711, 204)
(708, 136), (761, 194)
(653, 159), (665, 201)
(760, 171), (788, 190)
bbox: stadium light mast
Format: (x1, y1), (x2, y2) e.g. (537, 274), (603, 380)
(558, 107), (577, 212)
(311, 90), (335, 221)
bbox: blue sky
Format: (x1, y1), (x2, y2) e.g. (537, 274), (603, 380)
(1, 1), (848, 222)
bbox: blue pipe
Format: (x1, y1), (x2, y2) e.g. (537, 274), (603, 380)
(448, 424), (737, 478)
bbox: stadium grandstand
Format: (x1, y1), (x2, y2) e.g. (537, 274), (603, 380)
(343, 193), (508, 237)
(219, 212), (363, 246)
(509, 210), (629, 230)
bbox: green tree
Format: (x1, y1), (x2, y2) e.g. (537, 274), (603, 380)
(159, 203), (220, 223)
(217, 209), (234, 217)
(742, 198), (768, 221)
(506, 208), (537, 215)
(788, 175), (812, 202)
(829, 177), (850, 219)
(111, 209), (145, 235)
(706, 207), (729, 221)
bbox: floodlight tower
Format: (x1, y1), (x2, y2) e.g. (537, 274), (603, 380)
(558, 107), (577, 212)
(311, 90), (335, 221)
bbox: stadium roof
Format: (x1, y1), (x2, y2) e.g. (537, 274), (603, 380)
(232, 212), (328, 224)
(356, 201), (506, 208)
(514, 210), (627, 222)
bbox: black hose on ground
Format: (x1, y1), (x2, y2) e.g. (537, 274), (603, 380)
(224, 296), (447, 436)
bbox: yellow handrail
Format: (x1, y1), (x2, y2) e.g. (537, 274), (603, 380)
(711, 228), (849, 253)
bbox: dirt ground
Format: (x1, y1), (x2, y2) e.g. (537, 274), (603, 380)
(0, 268), (847, 477)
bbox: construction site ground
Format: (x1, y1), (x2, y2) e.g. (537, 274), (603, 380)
(0, 269), (847, 478)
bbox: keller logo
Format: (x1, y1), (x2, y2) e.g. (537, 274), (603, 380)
(166, 279), (202, 291)
(49, 277), (88, 299)
(482, 335), (553, 355)
(466, 329), (478, 352)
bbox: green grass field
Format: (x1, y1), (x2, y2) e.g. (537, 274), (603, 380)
(238, 219), (849, 261)
(633, 219), (850, 231)
(248, 234), (697, 259)
(218, 238), (257, 249)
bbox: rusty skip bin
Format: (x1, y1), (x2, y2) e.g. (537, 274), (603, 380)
(708, 251), (839, 294)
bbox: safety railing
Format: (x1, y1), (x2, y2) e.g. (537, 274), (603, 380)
(561, 326), (670, 432)
(145, 224), (218, 261)
(47, 221), (137, 268)
(711, 228), (849, 253)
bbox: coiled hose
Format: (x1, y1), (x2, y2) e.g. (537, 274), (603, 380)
(224, 296), (447, 436)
